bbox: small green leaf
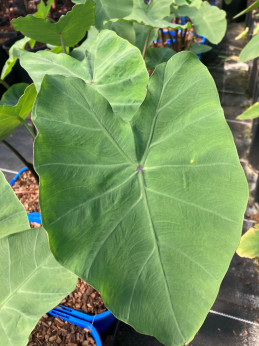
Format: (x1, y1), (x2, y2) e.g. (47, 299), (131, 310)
(34, 0), (54, 18)
(190, 42), (212, 54)
(0, 172), (77, 346)
(236, 224), (259, 259)
(236, 102), (259, 120)
(20, 30), (149, 120)
(12, 1), (95, 46)
(234, 0), (259, 19)
(239, 35), (259, 62)
(0, 83), (36, 141)
(145, 47), (176, 69)
(1, 37), (30, 80)
(33, 52), (248, 346)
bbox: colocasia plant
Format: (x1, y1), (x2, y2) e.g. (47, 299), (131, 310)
(0, 26), (248, 346)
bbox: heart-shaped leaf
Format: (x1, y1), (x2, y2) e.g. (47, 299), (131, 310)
(174, 1), (227, 44)
(0, 83), (36, 141)
(0, 172), (77, 346)
(12, 1), (95, 46)
(19, 30), (149, 120)
(239, 35), (259, 62)
(33, 52), (248, 345)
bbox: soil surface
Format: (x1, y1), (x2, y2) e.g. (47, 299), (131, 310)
(12, 170), (106, 345)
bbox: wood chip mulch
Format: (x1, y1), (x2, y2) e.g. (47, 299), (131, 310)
(12, 169), (40, 213)
(61, 278), (106, 315)
(27, 314), (96, 346)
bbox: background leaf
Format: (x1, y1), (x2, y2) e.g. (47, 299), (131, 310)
(234, 0), (259, 19)
(190, 42), (212, 54)
(20, 30), (149, 120)
(1, 37), (31, 80)
(145, 47), (176, 69)
(174, 1), (227, 44)
(94, 0), (134, 29)
(33, 52), (248, 345)
(236, 102), (259, 120)
(0, 172), (77, 346)
(133, 23), (157, 51)
(12, 1), (95, 46)
(0, 83), (36, 141)
(236, 224), (259, 259)
(34, 0), (54, 18)
(239, 35), (259, 62)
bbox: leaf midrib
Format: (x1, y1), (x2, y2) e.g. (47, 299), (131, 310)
(137, 172), (185, 343)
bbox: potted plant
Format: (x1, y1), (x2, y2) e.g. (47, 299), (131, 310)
(0, 1), (250, 345)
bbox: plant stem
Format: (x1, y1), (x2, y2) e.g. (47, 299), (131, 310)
(18, 117), (36, 140)
(60, 34), (67, 54)
(187, 28), (195, 51)
(0, 78), (10, 89)
(2, 140), (39, 182)
(142, 28), (152, 60)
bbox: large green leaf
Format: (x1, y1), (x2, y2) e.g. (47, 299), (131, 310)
(0, 83), (36, 141)
(33, 52), (248, 345)
(239, 35), (259, 62)
(0, 171), (29, 239)
(0, 172), (77, 346)
(12, 1), (95, 46)
(236, 102), (259, 120)
(175, 1), (227, 44)
(1, 37), (31, 80)
(19, 30), (148, 120)
(236, 224), (259, 259)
